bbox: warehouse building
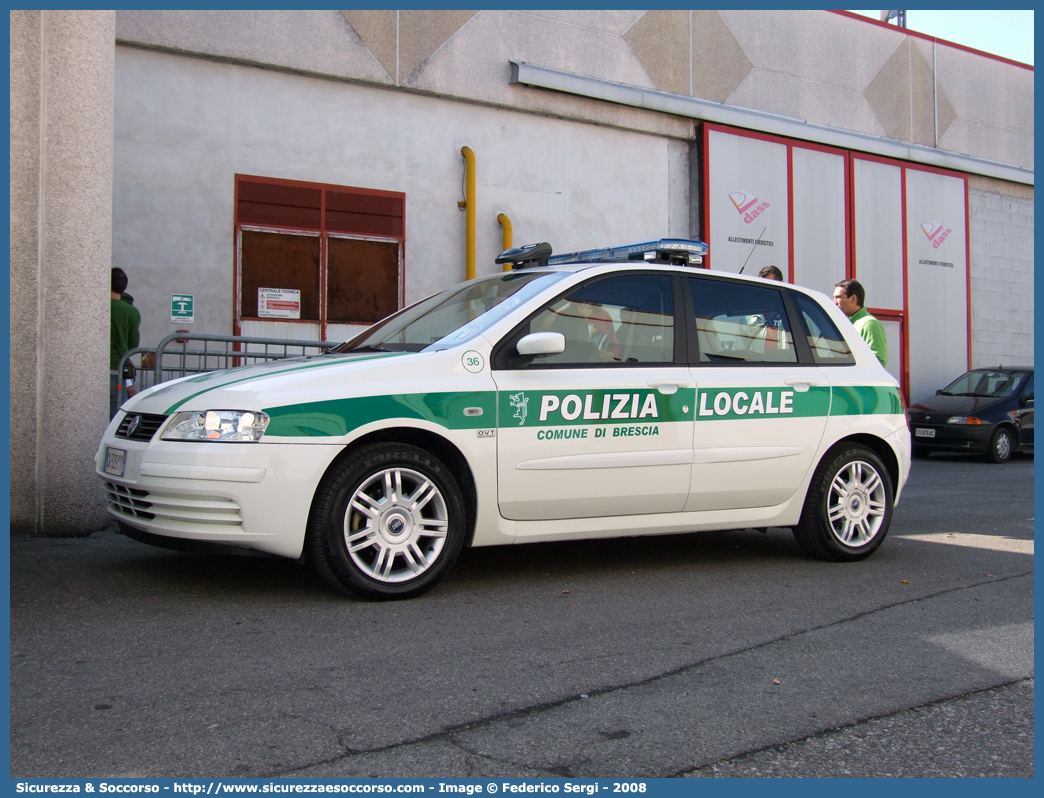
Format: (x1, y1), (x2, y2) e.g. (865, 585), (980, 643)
(10, 10), (1033, 535)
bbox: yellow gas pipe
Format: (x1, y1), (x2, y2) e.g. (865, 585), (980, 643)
(460, 146), (476, 280)
(497, 213), (513, 271)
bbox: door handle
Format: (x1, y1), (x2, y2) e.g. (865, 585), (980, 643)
(784, 377), (820, 392)
(648, 379), (690, 395)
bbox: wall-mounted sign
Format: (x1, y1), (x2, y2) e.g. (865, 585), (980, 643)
(258, 287), (301, 319)
(171, 294), (194, 323)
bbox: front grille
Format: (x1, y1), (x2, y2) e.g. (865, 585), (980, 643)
(116, 413), (168, 442)
(104, 482), (243, 530)
(104, 482), (155, 519)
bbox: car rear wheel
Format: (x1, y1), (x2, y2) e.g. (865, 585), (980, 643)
(308, 443), (466, 600)
(986, 426), (1014, 464)
(793, 443), (894, 562)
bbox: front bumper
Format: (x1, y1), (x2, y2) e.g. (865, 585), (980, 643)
(96, 431), (344, 559)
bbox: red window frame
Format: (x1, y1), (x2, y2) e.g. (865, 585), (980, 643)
(233, 174), (406, 339)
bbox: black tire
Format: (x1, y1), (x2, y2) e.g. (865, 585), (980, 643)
(985, 426), (1014, 464)
(308, 443), (466, 600)
(793, 443), (894, 562)
(911, 446), (931, 459)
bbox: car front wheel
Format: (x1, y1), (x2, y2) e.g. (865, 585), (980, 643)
(793, 443), (894, 562)
(308, 443), (466, 600)
(986, 426), (1014, 464)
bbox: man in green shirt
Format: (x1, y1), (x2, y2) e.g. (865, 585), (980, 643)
(833, 279), (887, 367)
(111, 268), (141, 418)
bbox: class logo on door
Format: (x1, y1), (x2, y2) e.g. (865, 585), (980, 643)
(921, 220), (952, 249)
(730, 191), (770, 224)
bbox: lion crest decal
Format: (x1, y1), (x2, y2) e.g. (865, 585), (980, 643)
(509, 392), (528, 426)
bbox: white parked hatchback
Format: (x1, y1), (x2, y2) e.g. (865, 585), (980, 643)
(98, 239), (911, 600)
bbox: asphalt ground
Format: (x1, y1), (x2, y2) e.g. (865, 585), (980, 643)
(10, 452), (1034, 778)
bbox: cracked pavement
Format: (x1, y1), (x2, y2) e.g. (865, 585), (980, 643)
(10, 454), (1033, 777)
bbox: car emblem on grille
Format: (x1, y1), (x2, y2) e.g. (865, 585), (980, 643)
(126, 415), (141, 436)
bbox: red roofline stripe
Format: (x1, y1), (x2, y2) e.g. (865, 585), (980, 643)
(830, 10), (1033, 71)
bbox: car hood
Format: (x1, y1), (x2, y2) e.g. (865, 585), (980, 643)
(123, 350), (417, 416)
(909, 393), (1004, 418)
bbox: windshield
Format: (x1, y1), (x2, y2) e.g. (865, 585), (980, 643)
(330, 270), (570, 353)
(940, 370), (1028, 398)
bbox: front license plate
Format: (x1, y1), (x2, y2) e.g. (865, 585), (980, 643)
(104, 447), (127, 477)
(914, 428), (936, 438)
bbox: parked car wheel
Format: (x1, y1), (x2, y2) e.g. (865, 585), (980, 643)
(308, 443), (466, 600)
(986, 426), (1014, 464)
(793, 443), (894, 562)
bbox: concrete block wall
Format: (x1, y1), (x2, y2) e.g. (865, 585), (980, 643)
(9, 10), (115, 535)
(968, 182), (1034, 368)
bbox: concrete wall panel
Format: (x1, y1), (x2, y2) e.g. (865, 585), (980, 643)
(934, 45), (1034, 170)
(863, 38), (942, 147)
(9, 11), (43, 533)
(117, 10), (390, 85)
(338, 11), (396, 81)
(721, 10), (901, 95)
(624, 9), (691, 97)
(728, 68), (886, 138)
(520, 10), (645, 36)
(398, 10), (478, 82)
(10, 10), (114, 535)
(689, 10), (752, 104)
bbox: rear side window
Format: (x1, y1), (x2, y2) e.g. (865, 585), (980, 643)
(792, 293), (855, 365)
(689, 279), (797, 364)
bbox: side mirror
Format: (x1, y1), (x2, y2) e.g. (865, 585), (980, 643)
(935, 389), (942, 395)
(1021, 392), (1033, 405)
(516, 332), (565, 357)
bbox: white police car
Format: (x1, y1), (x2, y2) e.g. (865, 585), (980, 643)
(98, 239), (911, 600)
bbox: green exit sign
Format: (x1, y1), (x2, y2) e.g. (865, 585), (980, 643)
(171, 294), (194, 323)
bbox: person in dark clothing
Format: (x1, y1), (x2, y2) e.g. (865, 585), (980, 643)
(110, 268), (141, 418)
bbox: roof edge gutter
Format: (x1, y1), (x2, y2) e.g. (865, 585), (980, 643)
(510, 60), (1033, 187)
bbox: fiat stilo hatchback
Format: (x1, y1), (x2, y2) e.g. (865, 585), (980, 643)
(98, 239), (911, 600)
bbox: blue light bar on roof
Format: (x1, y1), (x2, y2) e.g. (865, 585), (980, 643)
(546, 238), (708, 266)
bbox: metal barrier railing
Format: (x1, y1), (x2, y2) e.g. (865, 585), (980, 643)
(115, 333), (338, 408)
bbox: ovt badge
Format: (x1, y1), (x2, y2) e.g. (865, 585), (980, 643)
(510, 392), (528, 426)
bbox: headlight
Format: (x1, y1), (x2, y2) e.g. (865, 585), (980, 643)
(162, 410), (270, 442)
(946, 416), (982, 425)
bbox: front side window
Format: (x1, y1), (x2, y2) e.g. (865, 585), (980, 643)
(690, 278), (797, 364)
(792, 292), (855, 365)
(526, 274), (675, 366)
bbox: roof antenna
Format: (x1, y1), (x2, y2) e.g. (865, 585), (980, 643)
(738, 228), (766, 274)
